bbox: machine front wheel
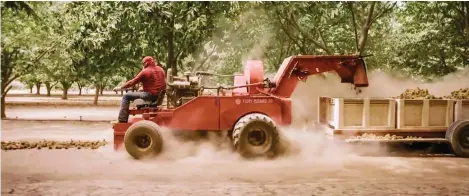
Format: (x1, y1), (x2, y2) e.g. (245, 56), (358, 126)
(124, 120), (163, 159)
(446, 120), (469, 158)
(232, 113), (280, 158)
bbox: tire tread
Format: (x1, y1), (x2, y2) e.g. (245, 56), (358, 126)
(232, 113), (280, 158)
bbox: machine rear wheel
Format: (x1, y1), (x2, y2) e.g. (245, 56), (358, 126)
(446, 120), (469, 158)
(124, 120), (163, 159)
(232, 113), (279, 158)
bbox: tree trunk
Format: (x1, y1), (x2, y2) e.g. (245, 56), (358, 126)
(1, 84), (13, 118)
(35, 82), (41, 95)
(357, 2), (376, 55)
(100, 79), (109, 96)
(62, 87), (69, 100)
(1, 95), (5, 118)
(77, 83), (82, 96)
(167, 17), (177, 76)
(45, 82), (52, 97)
(348, 2), (360, 53)
(60, 82), (70, 100)
(464, 2), (469, 40)
(120, 90), (123, 96)
(93, 84), (100, 105)
(29, 86), (33, 94)
(463, 48), (469, 65)
(439, 49), (450, 75)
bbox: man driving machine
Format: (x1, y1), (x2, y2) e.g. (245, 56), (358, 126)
(112, 56), (166, 123)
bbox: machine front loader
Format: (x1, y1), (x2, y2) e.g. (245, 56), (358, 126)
(112, 54), (370, 159)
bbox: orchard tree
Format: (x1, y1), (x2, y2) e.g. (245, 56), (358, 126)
(263, 1), (396, 70)
(42, 47), (76, 99)
(198, 1), (398, 81)
(1, 2), (57, 118)
(65, 1), (235, 104)
(18, 74), (36, 94)
(179, 2), (265, 83)
(75, 78), (89, 96)
(66, 2), (141, 104)
(391, 2), (469, 80)
(132, 1), (235, 76)
(18, 73), (43, 95)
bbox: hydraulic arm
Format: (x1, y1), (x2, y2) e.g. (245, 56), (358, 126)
(268, 55), (369, 98)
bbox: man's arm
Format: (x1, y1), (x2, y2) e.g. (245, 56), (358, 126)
(120, 70), (145, 89)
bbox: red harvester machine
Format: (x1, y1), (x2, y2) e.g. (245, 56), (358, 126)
(112, 55), (369, 159)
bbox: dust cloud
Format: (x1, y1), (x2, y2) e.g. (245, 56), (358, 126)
(108, 124), (370, 168)
(236, 9), (273, 64)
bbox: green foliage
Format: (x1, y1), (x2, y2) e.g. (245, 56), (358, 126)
(1, 2), (53, 95)
(2, 1), (468, 101)
(390, 2), (469, 80)
(1, 1), (38, 18)
(197, 1), (398, 83)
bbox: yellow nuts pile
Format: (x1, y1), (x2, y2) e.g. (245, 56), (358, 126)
(398, 87), (469, 100)
(398, 88), (441, 99)
(1, 139), (108, 151)
(350, 133), (422, 140)
(444, 88), (469, 99)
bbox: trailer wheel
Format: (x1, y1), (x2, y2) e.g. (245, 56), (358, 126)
(232, 113), (279, 158)
(446, 120), (469, 158)
(124, 120), (163, 159)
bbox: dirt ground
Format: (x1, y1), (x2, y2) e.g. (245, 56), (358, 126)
(3, 92), (137, 121)
(2, 120), (469, 195)
(4, 92), (122, 121)
(4, 105), (119, 121)
(5, 92), (122, 107)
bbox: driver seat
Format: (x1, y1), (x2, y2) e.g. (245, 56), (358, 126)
(135, 90), (166, 110)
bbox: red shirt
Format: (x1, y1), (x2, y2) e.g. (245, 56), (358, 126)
(122, 65), (166, 95)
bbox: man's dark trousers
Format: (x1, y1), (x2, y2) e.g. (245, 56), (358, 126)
(118, 91), (157, 122)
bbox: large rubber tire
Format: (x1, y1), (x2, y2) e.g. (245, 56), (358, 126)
(445, 120), (469, 158)
(232, 113), (280, 158)
(124, 120), (163, 159)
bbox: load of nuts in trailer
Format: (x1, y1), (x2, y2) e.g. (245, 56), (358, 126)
(319, 94), (469, 157)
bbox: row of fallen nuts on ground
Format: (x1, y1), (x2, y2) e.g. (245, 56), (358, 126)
(1, 140), (108, 151)
(398, 88), (469, 99)
(350, 133), (423, 140)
